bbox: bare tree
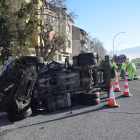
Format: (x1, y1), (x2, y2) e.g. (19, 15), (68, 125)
(35, 0), (76, 61)
(109, 50), (113, 58)
(91, 38), (107, 59)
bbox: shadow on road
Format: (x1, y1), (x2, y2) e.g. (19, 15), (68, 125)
(18, 104), (109, 129)
(0, 115), (14, 128)
(0, 92), (109, 127)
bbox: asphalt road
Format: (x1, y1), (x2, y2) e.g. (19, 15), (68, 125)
(0, 69), (140, 140)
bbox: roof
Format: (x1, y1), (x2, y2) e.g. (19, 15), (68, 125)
(73, 25), (88, 35)
(40, 0), (74, 23)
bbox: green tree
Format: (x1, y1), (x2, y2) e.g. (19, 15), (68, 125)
(0, 0), (13, 64)
(14, 0), (39, 57)
(0, 0), (39, 63)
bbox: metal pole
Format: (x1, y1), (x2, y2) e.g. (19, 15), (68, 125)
(113, 32), (125, 56)
(116, 42), (124, 55)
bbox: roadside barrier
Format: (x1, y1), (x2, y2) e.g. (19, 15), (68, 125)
(105, 83), (119, 108)
(121, 78), (132, 97)
(114, 76), (121, 92)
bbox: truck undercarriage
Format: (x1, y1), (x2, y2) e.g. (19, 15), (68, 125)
(0, 53), (111, 122)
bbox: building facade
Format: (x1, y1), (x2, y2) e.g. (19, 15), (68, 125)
(11, 0), (74, 62)
(70, 25), (92, 60)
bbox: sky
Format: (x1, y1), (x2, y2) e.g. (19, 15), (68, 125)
(67, 0), (140, 54)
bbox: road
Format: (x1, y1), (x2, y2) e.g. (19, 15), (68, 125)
(0, 69), (140, 140)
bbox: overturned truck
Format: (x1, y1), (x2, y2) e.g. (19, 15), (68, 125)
(0, 53), (111, 122)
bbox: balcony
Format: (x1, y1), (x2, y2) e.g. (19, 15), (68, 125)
(81, 40), (88, 44)
(81, 50), (85, 53)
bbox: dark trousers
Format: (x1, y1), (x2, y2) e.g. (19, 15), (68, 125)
(111, 67), (115, 79)
(120, 70), (125, 77)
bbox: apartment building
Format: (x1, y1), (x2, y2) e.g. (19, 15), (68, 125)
(70, 25), (92, 60)
(53, 10), (74, 62)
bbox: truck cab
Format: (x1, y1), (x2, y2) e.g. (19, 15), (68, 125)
(113, 54), (127, 70)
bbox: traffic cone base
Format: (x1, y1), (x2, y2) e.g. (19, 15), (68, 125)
(121, 94), (133, 97)
(105, 99), (120, 108)
(105, 104), (120, 108)
(122, 78), (132, 97)
(114, 89), (122, 92)
(105, 83), (119, 108)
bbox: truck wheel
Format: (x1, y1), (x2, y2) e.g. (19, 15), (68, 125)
(21, 56), (43, 64)
(81, 92), (100, 100)
(78, 53), (97, 59)
(107, 87), (110, 98)
(81, 98), (100, 106)
(8, 107), (32, 122)
(78, 58), (97, 66)
(75, 93), (84, 104)
(73, 56), (78, 66)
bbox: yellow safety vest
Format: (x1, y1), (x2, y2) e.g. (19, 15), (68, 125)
(121, 62), (126, 70)
(110, 62), (116, 68)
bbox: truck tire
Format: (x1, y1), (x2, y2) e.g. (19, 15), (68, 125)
(107, 87), (110, 98)
(21, 56), (43, 64)
(75, 93), (84, 104)
(78, 53), (97, 59)
(81, 98), (100, 106)
(73, 56), (78, 66)
(8, 107), (32, 122)
(78, 58), (97, 66)
(81, 92), (100, 100)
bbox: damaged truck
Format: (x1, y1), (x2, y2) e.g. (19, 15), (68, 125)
(0, 53), (111, 122)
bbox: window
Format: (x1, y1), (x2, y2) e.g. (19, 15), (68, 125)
(81, 34), (84, 40)
(68, 24), (70, 33)
(67, 40), (71, 48)
(58, 54), (61, 61)
(63, 56), (69, 60)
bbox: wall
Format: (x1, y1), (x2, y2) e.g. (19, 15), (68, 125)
(72, 26), (80, 40)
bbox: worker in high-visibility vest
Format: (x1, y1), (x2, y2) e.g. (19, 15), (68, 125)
(127, 62), (136, 81)
(120, 60), (126, 78)
(110, 59), (117, 77)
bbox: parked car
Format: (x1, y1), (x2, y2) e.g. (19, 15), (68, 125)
(0, 53), (111, 122)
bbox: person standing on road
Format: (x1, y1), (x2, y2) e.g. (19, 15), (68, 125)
(127, 62), (136, 81)
(110, 59), (117, 78)
(138, 61), (140, 68)
(120, 60), (126, 78)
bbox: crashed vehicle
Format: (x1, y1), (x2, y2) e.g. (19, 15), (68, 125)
(0, 53), (111, 122)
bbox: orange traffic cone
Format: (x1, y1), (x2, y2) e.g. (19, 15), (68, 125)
(114, 76), (122, 92)
(105, 83), (119, 108)
(121, 78), (132, 97)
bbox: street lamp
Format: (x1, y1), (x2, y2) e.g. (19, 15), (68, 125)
(116, 42), (124, 55)
(113, 32), (125, 56)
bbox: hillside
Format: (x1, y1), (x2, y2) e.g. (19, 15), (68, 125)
(117, 46), (140, 61)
